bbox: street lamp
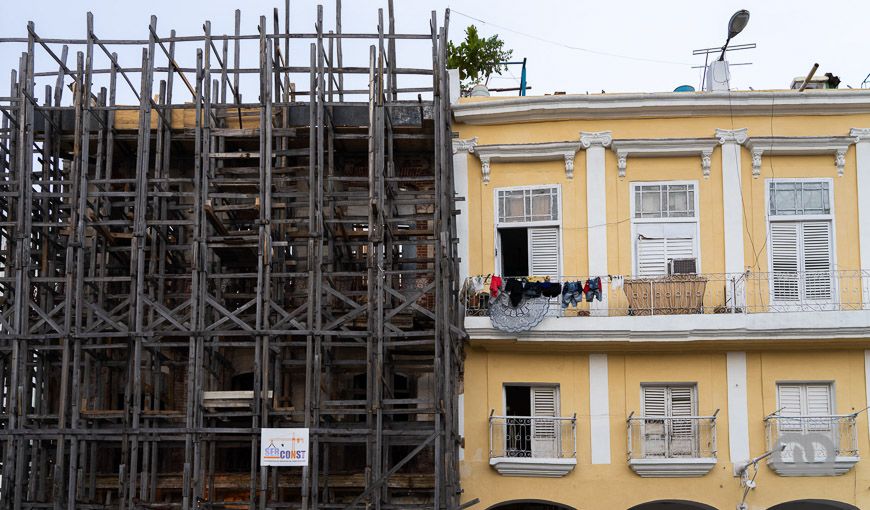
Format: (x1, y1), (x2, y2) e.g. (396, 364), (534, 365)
(718, 9), (750, 61)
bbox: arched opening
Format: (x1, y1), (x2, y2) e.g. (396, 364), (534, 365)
(487, 500), (576, 510)
(628, 501), (717, 510)
(768, 501), (859, 510)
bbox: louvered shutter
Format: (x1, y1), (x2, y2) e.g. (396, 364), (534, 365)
(637, 238), (667, 277)
(642, 386), (667, 456)
(666, 238), (695, 262)
(805, 384), (832, 432)
(528, 227), (560, 279)
(530, 386), (558, 457)
(778, 384), (804, 431)
(668, 387), (696, 457)
(801, 222), (833, 301)
(770, 222), (800, 301)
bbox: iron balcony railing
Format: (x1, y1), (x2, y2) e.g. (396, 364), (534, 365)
(489, 413), (577, 459)
(765, 414), (859, 460)
(627, 412), (718, 461)
(463, 270), (870, 318)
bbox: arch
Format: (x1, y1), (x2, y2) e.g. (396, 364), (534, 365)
(768, 501), (859, 510)
(486, 500), (576, 510)
(628, 501), (718, 510)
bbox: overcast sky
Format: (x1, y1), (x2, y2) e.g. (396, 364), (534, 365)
(2, 1), (869, 102)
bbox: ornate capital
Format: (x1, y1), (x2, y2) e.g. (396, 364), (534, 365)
(564, 153), (575, 180)
(480, 156), (491, 184)
(716, 128), (749, 145)
(851, 128), (870, 143)
(580, 131), (612, 149)
(701, 149), (713, 178)
(452, 136), (478, 154)
(836, 148), (847, 176)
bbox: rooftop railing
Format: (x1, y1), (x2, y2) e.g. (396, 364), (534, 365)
(464, 270), (870, 319)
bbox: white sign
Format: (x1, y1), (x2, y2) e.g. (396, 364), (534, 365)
(260, 428), (309, 467)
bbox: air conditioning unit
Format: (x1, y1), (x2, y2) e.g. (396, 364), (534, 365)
(668, 258), (697, 275)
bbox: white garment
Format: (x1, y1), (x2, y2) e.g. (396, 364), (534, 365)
(610, 275), (624, 290)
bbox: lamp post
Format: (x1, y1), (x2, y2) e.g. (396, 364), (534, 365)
(718, 9), (750, 61)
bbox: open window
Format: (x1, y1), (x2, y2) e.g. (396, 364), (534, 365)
(495, 186), (561, 279)
(504, 384), (560, 458)
(631, 182), (699, 277)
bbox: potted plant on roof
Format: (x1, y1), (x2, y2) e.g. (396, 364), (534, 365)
(447, 25), (512, 97)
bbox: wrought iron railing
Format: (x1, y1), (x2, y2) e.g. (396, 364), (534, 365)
(626, 412), (718, 460)
(489, 413), (577, 459)
(764, 414), (858, 460)
(463, 270), (870, 319)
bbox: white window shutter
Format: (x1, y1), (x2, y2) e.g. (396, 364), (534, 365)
(641, 386), (667, 457)
(778, 384), (805, 431)
(528, 227), (560, 279)
(801, 221), (833, 301)
(804, 384), (832, 415)
(667, 386), (696, 457)
(770, 222), (800, 301)
(637, 237), (667, 277)
(531, 386), (559, 458)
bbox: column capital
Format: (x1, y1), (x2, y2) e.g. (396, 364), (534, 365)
(452, 136), (478, 154)
(716, 128), (748, 145)
(851, 128), (870, 142)
(580, 131), (612, 149)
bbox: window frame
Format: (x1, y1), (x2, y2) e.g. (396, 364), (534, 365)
(764, 178), (838, 305)
(629, 180), (702, 276)
(493, 184), (563, 277)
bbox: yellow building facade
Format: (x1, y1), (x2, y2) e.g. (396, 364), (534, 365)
(451, 87), (870, 510)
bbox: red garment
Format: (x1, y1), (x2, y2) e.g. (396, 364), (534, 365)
(582, 280), (591, 294)
(490, 276), (503, 297)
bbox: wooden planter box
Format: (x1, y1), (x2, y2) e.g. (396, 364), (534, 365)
(623, 275), (707, 315)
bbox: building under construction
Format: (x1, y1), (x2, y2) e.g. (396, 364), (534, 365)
(0, 2), (463, 509)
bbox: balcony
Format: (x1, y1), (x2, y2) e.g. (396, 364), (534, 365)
(764, 414), (859, 476)
(489, 413), (577, 477)
(463, 271), (870, 340)
(626, 413), (718, 477)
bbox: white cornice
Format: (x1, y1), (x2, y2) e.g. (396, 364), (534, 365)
(453, 90), (870, 125)
(474, 140), (582, 183)
(745, 136), (855, 177)
(610, 138), (718, 178)
(851, 128), (870, 143)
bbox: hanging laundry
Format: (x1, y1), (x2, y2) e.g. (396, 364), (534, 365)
(523, 281), (544, 299)
(561, 281), (582, 309)
(526, 276), (548, 283)
(505, 278), (525, 307)
(470, 276), (485, 294)
(541, 281), (562, 298)
(585, 277), (602, 302)
(490, 275), (503, 298)
(610, 275), (624, 290)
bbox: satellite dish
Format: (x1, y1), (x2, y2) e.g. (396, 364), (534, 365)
(674, 85), (696, 92)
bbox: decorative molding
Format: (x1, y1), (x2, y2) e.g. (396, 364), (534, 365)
(580, 131), (612, 148)
(489, 457), (577, 477)
(453, 90), (870, 125)
(716, 128), (749, 145)
(609, 138), (718, 178)
(452, 136), (478, 154)
(629, 458), (717, 478)
(745, 136), (855, 177)
(767, 456), (859, 477)
(473, 140), (583, 183)
(851, 127), (870, 142)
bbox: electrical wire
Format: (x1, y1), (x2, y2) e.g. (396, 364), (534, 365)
(450, 9), (694, 67)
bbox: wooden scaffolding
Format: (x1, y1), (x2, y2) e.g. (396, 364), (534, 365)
(0, 2), (463, 508)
